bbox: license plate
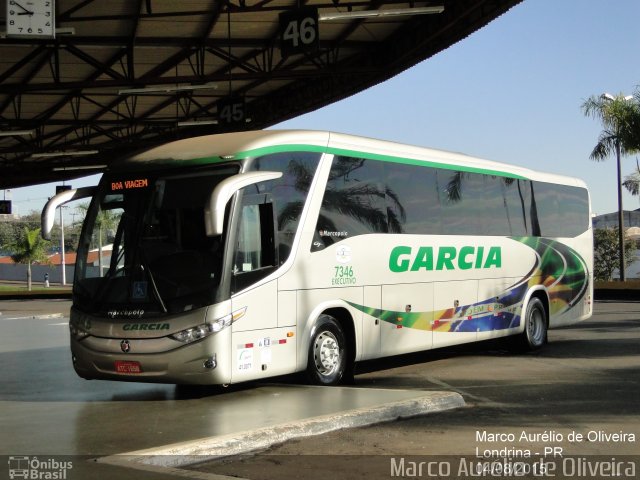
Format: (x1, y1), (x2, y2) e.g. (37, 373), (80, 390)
(115, 360), (142, 374)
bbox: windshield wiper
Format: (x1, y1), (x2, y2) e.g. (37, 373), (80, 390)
(140, 262), (168, 313)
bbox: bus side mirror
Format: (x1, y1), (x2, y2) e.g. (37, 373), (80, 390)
(41, 187), (96, 240)
(205, 171), (282, 236)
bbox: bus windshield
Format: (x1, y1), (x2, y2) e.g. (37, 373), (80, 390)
(74, 165), (238, 315)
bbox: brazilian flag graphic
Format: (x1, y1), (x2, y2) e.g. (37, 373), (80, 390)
(346, 237), (589, 333)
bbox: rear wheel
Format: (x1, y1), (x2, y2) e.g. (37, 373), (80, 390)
(511, 297), (547, 352)
(306, 315), (348, 385)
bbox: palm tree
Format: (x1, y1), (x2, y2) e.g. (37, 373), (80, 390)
(582, 92), (640, 280)
(5, 227), (50, 291)
(621, 89), (640, 198)
(622, 160), (640, 197)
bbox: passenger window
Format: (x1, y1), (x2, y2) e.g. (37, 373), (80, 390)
(314, 157), (387, 250)
(249, 152), (322, 264)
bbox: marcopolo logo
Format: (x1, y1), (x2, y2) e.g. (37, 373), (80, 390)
(108, 309), (144, 319)
(389, 245), (502, 272)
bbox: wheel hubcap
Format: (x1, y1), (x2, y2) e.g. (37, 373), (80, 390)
(314, 331), (340, 376)
(528, 308), (544, 345)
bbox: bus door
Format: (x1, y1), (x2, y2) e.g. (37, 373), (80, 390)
(229, 194), (295, 381)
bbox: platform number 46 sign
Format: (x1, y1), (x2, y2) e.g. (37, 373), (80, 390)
(279, 7), (319, 57)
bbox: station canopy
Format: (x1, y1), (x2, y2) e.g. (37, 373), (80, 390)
(0, 0), (521, 189)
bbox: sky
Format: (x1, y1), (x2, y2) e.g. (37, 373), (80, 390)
(5, 0), (640, 219)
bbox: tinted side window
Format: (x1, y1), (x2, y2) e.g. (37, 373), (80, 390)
(481, 176), (511, 236)
(312, 155), (589, 246)
(249, 152), (321, 264)
(385, 166), (536, 237)
(502, 178), (532, 236)
(438, 170), (486, 235)
(533, 182), (590, 237)
(385, 162), (439, 234)
(315, 157), (386, 248)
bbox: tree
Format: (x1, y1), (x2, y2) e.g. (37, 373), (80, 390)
(0, 212), (39, 252)
(620, 90), (640, 199)
(582, 92), (640, 281)
(4, 227), (50, 290)
(593, 228), (635, 281)
(622, 159), (640, 197)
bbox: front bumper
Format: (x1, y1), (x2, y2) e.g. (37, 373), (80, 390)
(70, 330), (232, 385)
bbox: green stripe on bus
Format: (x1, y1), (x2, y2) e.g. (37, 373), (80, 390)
(186, 144), (527, 180)
(226, 144), (528, 180)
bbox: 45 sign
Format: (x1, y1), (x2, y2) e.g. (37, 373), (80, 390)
(218, 96), (246, 125)
(279, 7), (319, 57)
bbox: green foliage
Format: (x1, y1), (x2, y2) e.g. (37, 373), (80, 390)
(593, 228), (636, 281)
(8, 226), (49, 264)
(584, 90), (640, 281)
(623, 160), (640, 196)
(582, 92), (640, 161)
(582, 91), (640, 198)
(0, 208), (83, 256)
(2, 226), (51, 291)
(0, 214), (39, 252)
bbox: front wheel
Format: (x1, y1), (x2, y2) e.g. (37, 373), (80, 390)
(511, 297), (547, 352)
(306, 315), (348, 386)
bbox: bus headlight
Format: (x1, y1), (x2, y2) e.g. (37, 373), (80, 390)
(170, 321), (224, 343)
(170, 308), (246, 344)
(69, 323), (90, 340)
(170, 323), (214, 344)
(210, 313), (232, 333)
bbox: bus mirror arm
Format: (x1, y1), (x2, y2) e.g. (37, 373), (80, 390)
(205, 171), (283, 236)
(41, 186), (97, 240)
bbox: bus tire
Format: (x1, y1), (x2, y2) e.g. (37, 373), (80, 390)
(512, 297), (547, 352)
(306, 315), (348, 386)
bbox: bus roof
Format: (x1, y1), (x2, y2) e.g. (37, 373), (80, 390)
(125, 130), (586, 188)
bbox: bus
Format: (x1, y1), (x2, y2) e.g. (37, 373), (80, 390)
(42, 130), (593, 386)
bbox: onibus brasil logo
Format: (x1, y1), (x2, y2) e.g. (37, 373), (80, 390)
(7, 456), (73, 479)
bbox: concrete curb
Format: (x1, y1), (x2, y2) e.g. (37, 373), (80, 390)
(0, 313), (64, 320)
(99, 390), (464, 470)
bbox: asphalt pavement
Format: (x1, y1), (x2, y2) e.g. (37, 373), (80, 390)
(0, 298), (461, 480)
(193, 301), (640, 480)
(0, 299), (638, 480)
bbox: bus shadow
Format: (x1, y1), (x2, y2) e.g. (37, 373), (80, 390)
(348, 335), (639, 389)
(354, 340), (511, 378)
